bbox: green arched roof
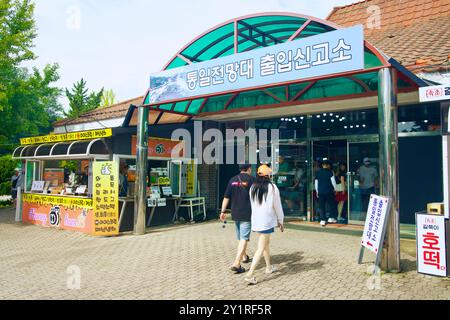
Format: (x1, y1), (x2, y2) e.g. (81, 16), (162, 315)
(142, 13), (416, 122)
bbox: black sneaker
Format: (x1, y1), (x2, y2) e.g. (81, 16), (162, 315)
(230, 265), (246, 274)
(242, 255), (252, 264)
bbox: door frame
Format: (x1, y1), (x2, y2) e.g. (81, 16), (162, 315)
(346, 136), (379, 225)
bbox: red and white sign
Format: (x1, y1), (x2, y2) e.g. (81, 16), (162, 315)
(416, 214), (448, 277)
(361, 195), (391, 254)
(419, 85), (450, 102)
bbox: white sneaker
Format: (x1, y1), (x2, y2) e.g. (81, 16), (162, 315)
(265, 265), (278, 274)
(245, 277), (257, 285)
(328, 218), (337, 224)
(320, 220), (326, 227)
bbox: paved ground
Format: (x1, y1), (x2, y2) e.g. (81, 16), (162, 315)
(0, 207), (449, 300)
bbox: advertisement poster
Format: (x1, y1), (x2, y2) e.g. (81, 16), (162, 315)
(416, 214), (448, 277)
(22, 194), (93, 233)
(185, 160), (196, 196)
(361, 195), (391, 254)
(92, 161), (119, 236)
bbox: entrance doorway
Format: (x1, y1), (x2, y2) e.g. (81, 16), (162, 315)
(273, 143), (308, 219)
(311, 137), (379, 225)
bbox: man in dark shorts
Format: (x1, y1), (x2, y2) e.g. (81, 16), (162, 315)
(220, 164), (256, 274)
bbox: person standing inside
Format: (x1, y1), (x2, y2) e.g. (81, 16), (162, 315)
(244, 164), (284, 285)
(119, 164), (129, 197)
(220, 164), (256, 274)
(357, 157), (378, 212)
(335, 163), (348, 223)
(11, 168), (23, 208)
(315, 160), (338, 227)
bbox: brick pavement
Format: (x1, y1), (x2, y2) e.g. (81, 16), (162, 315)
(0, 207), (449, 300)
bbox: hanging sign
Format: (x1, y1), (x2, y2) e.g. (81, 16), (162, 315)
(131, 136), (184, 158)
(148, 25), (364, 105)
(92, 161), (119, 236)
(416, 213), (448, 277)
(20, 128), (112, 145)
(419, 85), (450, 103)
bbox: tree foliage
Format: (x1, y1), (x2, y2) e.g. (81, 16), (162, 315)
(100, 89), (116, 108)
(64, 78), (104, 118)
(0, 0), (62, 152)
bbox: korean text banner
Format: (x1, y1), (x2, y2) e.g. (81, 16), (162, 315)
(149, 25), (364, 105)
(92, 161), (119, 236)
(20, 128), (112, 145)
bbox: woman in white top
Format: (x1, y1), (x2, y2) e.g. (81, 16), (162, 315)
(245, 164), (284, 285)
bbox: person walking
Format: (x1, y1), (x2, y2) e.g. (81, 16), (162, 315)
(244, 164), (284, 285)
(11, 168), (23, 208)
(335, 163), (348, 223)
(220, 164), (256, 274)
(315, 160), (338, 227)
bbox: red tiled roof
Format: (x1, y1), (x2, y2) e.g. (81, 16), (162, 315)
(54, 96), (143, 127)
(327, 0), (450, 73)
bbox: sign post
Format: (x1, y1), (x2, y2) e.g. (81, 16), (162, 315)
(358, 194), (392, 273)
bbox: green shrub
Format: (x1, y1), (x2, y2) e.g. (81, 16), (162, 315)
(0, 181), (11, 196)
(0, 155), (18, 184)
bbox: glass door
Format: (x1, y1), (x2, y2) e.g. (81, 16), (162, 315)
(347, 139), (379, 225)
(272, 142), (308, 219)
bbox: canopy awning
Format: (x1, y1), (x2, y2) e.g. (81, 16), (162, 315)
(12, 138), (110, 160)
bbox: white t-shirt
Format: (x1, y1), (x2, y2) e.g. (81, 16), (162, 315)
(249, 183), (284, 232)
(358, 165), (378, 189)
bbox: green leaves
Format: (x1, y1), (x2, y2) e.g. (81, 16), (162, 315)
(100, 89), (116, 108)
(64, 78), (104, 118)
(0, 0), (62, 152)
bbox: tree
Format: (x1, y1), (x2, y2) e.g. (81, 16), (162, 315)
(100, 89), (116, 108)
(0, 0), (62, 152)
(64, 78), (104, 118)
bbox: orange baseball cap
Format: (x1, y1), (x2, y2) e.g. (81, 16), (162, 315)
(257, 164), (273, 177)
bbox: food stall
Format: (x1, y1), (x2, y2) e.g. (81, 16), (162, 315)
(12, 128), (199, 236)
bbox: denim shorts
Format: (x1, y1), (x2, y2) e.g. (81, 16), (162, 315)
(234, 221), (251, 241)
(258, 228), (275, 234)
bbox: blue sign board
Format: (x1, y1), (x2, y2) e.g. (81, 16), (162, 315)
(149, 25), (365, 105)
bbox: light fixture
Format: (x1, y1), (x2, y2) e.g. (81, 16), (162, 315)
(331, 119), (335, 123)
(316, 115), (321, 118)
(344, 126), (348, 129)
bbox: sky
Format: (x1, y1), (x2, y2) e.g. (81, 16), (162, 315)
(30, 0), (358, 110)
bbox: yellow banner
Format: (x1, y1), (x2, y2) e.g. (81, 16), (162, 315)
(92, 161), (119, 236)
(186, 160), (196, 196)
(22, 193), (93, 208)
(20, 128), (112, 145)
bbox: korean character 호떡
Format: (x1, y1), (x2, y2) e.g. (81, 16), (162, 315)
(276, 51), (293, 73)
(260, 53), (276, 76)
(422, 232), (441, 269)
(332, 39), (352, 63)
(239, 59), (254, 79)
(211, 65), (225, 85)
(312, 42), (331, 66)
(186, 71), (198, 90)
(199, 68), (211, 88)
(225, 62), (239, 83)
(293, 47), (311, 70)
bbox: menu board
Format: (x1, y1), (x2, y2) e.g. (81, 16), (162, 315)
(92, 162), (119, 236)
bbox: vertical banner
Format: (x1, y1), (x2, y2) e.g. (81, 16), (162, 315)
(416, 213), (448, 277)
(361, 195), (391, 253)
(185, 160), (196, 196)
(92, 161), (119, 236)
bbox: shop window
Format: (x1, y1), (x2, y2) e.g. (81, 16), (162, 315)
(255, 117), (307, 140)
(398, 103), (441, 133)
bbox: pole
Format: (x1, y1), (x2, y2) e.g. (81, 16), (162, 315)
(378, 67), (400, 272)
(134, 106), (149, 235)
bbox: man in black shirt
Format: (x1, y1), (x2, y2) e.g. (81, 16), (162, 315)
(315, 160), (338, 227)
(220, 164), (256, 273)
